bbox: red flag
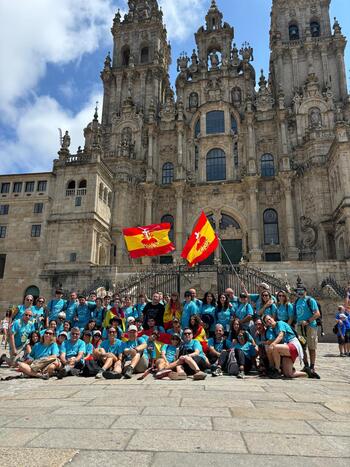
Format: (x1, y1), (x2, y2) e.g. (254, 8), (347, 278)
(181, 212), (219, 267)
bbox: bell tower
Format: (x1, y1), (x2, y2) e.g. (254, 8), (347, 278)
(269, 0), (347, 106)
(100, 0), (171, 131)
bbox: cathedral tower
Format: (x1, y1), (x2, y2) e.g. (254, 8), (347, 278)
(270, 0), (347, 106)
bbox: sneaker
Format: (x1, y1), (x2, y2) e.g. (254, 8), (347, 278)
(310, 369), (321, 379)
(0, 353), (6, 366)
(237, 370), (245, 379)
(213, 367), (223, 377)
(123, 366), (134, 379)
(103, 370), (122, 380)
(70, 368), (81, 377)
(193, 371), (207, 381)
(95, 370), (103, 379)
(56, 368), (67, 379)
(169, 372), (187, 380)
(269, 369), (281, 379)
(41, 373), (50, 380)
(155, 369), (172, 379)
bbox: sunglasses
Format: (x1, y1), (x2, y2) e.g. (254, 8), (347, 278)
(109, 331), (116, 334)
(71, 333), (80, 336)
(183, 332), (192, 335)
(262, 294), (269, 297)
(45, 332), (53, 335)
(24, 314), (32, 317)
(38, 300), (44, 303)
(26, 299), (33, 302)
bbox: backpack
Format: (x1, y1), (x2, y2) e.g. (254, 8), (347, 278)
(227, 350), (239, 376)
(293, 297), (323, 330)
(81, 359), (102, 377)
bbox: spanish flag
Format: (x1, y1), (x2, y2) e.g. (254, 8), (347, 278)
(181, 212), (219, 267)
(123, 223), (175, 259)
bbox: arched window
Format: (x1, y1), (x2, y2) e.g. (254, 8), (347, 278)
(261, 154), (275, 177)
(194, 119), (200, 138)
(310, 21), (320, 37)
(141, 46), (149, 63)
(263, 209), (279, 245)
(189, 92), (199, 110)
(24, 285), (40, 303)
(233, 142), (238, 167)
(78, 179), (87, 189)
(220, 214), (240, 230)
(67, 180), (75, 190)
(289, 24), (299, 40)
(206, 111), (225, 134)
(231, 115), (238, 135)
(162, 162), (174, 185)
(161, 214), (174, 243)
(206, 148), (226, 181)
(122, 46), (130, 66)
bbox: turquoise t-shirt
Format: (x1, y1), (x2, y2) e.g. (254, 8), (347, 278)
(295, 296), (318, 328)
(146, 338), (157, 360)
(181, 339), (205, 359)
(122, 337), (147, 361)
(162, 344), (178, 363)
(84, 342), (93, 357)
(60, 339), (86, 358)
(91, 308), (104, 327)
(47, 299), (66, 321)
(261, 303), (278, 318)
(200, 304), (216, 330)
(30, 342), (59, 360)
(101, 338), (123, 355)
(14, 304), (33, 321)
(64, 300), (78, 323)
(123, 306), (140, 320)
(268, 321), (296, 344)
(276, 303), (294, 322)
(181, 301), (198, 329)
(235, 303), (254, 321)
(234, 341), (256, 358)
(216, 308), (232, 331)
(207, 337), (232, 352)
(11, 320), (35, 348)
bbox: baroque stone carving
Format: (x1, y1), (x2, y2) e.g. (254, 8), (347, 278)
(300, 216), (318, 250)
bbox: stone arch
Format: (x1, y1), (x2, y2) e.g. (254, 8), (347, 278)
(66, 180), (76, 190)
(24, 285), (40, 303)
(121, 45), (131, 66)
(78, 179), (87, 189)
(140, 44), (150, 64)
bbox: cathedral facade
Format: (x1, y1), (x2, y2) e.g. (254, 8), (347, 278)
(1, 0), (350, 306)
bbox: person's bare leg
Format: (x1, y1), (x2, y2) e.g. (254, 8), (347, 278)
(17, 362), (40, 378)
(282, 358), (307, 378)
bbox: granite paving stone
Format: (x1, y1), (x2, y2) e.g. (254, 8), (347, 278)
(113, 415), (213, 430)
(0, 428), (44, 447)
(69, 450), (153, 466)
(213, 417), (316, 434)
(0, 448), (78, 467)
(141, 406), (232, 417)
(6, 414), (118, 429)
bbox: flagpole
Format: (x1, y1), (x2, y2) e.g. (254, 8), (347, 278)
(218, 237), (247, 292)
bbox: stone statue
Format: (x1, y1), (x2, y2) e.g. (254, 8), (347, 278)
(62, 131), (71, 149)
(231, 87), (242, 106)
(209, 51), (220, 69)
(300, 216), (318, 249)
(309, 107), (322, 128)
(189, 92), (198, 109)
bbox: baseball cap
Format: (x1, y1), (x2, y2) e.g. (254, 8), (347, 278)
(59, 331), (68, 338)
(83, 331), (92, 336)
(339, 313), (347, 319)
(127, 316), (135, 323)
(93, 330), (102, 336)
(128, 325), (138, 332)
(171, 333), (181, 341)
(58, 312), (66, 319)
(258, 282), (270, 290)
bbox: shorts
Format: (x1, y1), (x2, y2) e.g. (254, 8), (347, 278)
(297, 325), (318, 351)
(124, 355), (148, 374)
(346, 330), (350, 343)
(337, 335), (346, 345)
(287, 343), (298, 363)
(183, 355), (208, 375)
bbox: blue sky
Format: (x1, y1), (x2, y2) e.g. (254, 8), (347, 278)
(0, 0), (349, 174)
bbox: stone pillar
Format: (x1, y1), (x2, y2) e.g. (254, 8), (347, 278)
(336, 48), (348, 100)
(320, 46), (330, 88)
(174, 182), (185, 255)
(291, 49), (299, 90)
(147, 131), (153, 170)
(280, 174), (299, 260)
(246, 177), (262, 261)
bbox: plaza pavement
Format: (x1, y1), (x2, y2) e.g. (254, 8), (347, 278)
(0, 342), (349, 467)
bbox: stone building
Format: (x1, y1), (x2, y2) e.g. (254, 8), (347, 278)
(1, 0), (350, 307)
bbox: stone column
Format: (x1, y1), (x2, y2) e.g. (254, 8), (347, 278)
(336, 48), (348, 100)
(291, 49), (299, 90)
(280, 174), (299, 260)
(174, 182), (185, 255)
(246, 177), (262, 261)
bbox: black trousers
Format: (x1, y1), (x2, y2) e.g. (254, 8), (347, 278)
(183, 355), (208, 375)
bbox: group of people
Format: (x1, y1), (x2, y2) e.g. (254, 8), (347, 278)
(0, 281), (325, 381)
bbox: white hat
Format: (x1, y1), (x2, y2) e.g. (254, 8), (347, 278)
(58, 312), (66, 319)
(127, 316), (135, 323)
(128, 325), (138, 332)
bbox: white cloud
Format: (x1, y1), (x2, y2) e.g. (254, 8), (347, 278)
(0, 92), (102, 174)
(159, 0), (207, 41)
(0, 0), (119, 114)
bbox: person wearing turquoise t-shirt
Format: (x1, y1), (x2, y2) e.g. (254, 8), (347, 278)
(234, 294), (254, 331)
(32, 297), (46, 330)
(233, 331), (258, 378)
(58, 327), (86, 378)
(64, 292), (78, 324)
(94, 327), (123, 379)
(17, 329), (60, 379)
(216, 293), (233, 335)
(258, 291), (277, 319)
(293, 284), (320, 377)
(181, 291), (199, 329)
(46, 290), (66, 326)
(9, 310), (35, 362)
(155, 333), (182, 379)
(263, 315), (309, 380)
(12, 295), (34, 321)
(200, 292), (216, 334)
(122, 326), (148, 378)
(276, 291), (294, 325)
(91, 298), (105, 327)
(82, 331), (93, 358)
(207, 324), (233, 376)
(174, 328), (208, 380)
(75, 296), (95, 330)
(122, 296), (140, 320)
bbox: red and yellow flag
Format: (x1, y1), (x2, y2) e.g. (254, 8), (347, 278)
(181, 212), (219, 267)
(123, 223), (175, 259)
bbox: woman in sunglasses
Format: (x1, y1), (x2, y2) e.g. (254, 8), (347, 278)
(276, 291), (294, 325)
(17, 329), (60, 379)
(258, 291), (277, 320)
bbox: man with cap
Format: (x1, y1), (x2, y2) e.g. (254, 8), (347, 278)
(155, 332), (182, 379)
(56, 312), (67, 336)
(335, 313), (350, 357)
(293, 283), (320, 378)
(243, 282), (276, 318)
(94, 327), (123, 379)
(58, 326), (86, 378)
(122, 325), (148, 378)
(45, 289), (66, 327)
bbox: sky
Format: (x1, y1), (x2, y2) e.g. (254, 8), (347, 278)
(0, 0), (349, 175)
